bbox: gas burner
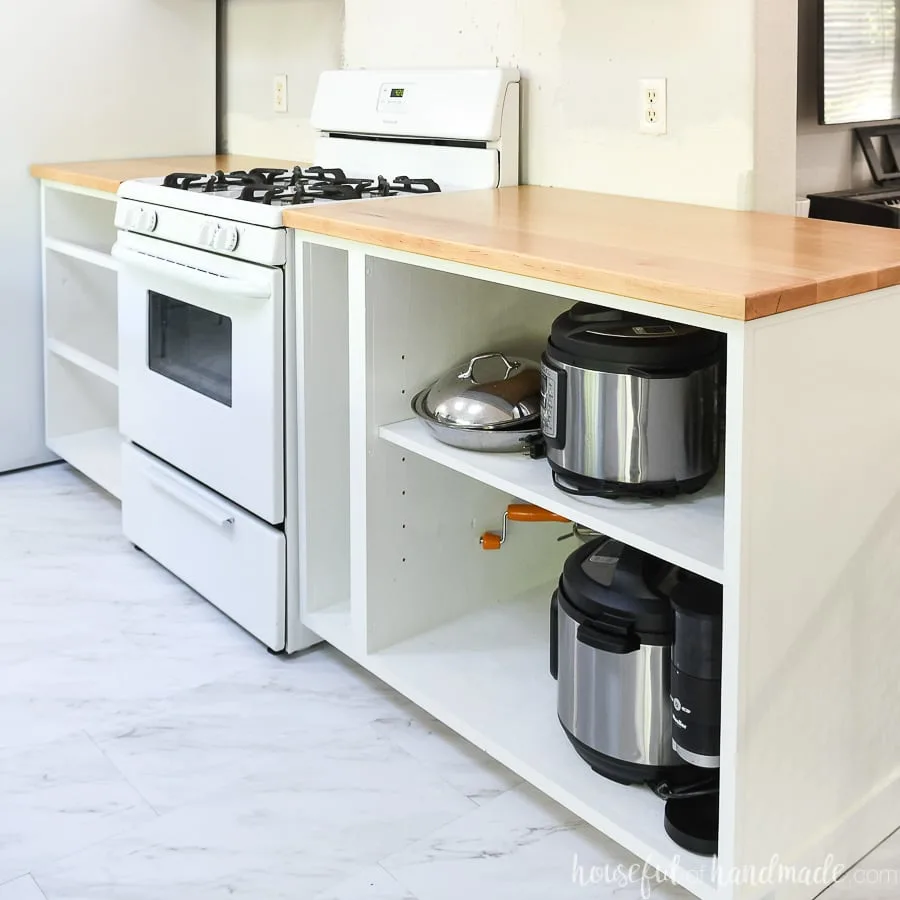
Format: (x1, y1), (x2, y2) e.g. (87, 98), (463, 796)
(245, 167), (292, 185)
(392, 176), (441, 194)
(357, 175), (398, 197)
(269, 166), (310, 188)
(305, 182), (368, 201)
(304, 166), (348, 184)
(163, 172), (211, 190)
(239, 185), (317, 206)
(202, 170), (256, 192)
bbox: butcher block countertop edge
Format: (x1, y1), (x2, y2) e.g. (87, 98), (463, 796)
(30, 156), (300, 195)
(284, 186), (900, 321)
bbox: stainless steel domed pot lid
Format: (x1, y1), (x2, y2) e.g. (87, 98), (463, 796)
(419, 353), (541, 429)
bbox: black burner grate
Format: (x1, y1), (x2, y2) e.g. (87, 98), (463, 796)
(161, 166), (442, 204)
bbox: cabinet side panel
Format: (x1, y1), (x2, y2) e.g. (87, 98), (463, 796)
(729, 288), (900, 897)
(296, 243), (350, 621)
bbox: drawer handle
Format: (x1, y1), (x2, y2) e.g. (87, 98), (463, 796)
(146, 471), (236, 528)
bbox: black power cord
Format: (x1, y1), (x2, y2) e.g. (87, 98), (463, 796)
(651, 774), (719, 802)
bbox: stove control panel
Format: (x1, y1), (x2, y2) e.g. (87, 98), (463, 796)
(199, 222), (240, 253)
(114, 199), (286, 266)
(377, 83), (411, 114)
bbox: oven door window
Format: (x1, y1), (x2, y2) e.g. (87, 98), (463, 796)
(148, 292), (233, 407)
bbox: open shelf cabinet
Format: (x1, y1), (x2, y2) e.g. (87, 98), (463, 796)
(45, 353), (121, 497)
(40, 181), (121, 497)
(293, 235), (900, 900)
(43, 183), (118, 257)
(294, 245), (725, 897)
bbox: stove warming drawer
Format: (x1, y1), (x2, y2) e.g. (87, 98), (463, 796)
(122, 444), (286, 651)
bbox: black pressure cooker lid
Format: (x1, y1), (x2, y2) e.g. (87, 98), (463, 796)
(558, 536), (679, 639)
(547, 303), (723, 374)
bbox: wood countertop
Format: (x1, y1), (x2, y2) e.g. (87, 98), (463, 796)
(284, 186), (900, 320)
(30, 156), (300, 195)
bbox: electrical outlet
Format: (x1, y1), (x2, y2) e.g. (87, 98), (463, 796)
(273, 74), (288, 113)
(640, 78), (667, 135)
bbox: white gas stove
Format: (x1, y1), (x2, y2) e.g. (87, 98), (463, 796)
(118, 67), (520, 231)
(113, 68), (520, 652)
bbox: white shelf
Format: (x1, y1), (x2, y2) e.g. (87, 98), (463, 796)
(379, 418), (725, 582)
(45, 237), (117, 272)
(356, 584), (717, 900)
(47, 427), (122, 498)
(47, 338), (118, 386)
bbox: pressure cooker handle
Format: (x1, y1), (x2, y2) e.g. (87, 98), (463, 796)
(550, 591), (559, 680)
(577, 621), (641, 655)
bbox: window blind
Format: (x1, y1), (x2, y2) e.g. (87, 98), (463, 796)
(823, 0), (900, 124)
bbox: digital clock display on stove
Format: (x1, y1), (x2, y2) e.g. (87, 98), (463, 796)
(390, 88), (405, 99)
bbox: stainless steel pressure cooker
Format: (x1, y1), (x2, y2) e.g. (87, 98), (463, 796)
(550, 536), (689, 785)
(541, 304), (724, 498)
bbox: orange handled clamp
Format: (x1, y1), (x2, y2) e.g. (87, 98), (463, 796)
(480, 503), (571, 550)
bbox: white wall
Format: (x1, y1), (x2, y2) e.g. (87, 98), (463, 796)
(754, 0), (799, 213)
(796, 0), (872, 196)
(224, 0), (344, 160)
(343, 0), (759, 210)
(3, 1), (215, 473)
(224, 0), (771, 210)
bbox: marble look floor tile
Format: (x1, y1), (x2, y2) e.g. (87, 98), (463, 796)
(380, 784), (691, 900)
(0, 876), (47, 900)
(34, 739), (476, 900)
(88, 648), (413, 812)
(1, 465), (879, 900)
(0, 731), (156, 884)
(823, 828), (900, 900)
(371, 706), (521, 805)
(0, 467), (266, 753)
(0, 628), (261, 754)
(312, 865), (419, 900)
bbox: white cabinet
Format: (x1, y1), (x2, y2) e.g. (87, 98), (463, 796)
(40, 183), (122, 497)
(293, 233), (900, 900)
(7, 3), (215, 473)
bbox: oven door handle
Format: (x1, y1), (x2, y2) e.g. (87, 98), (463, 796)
(112, 245), (272, 299)
(146, 469), (236, 529)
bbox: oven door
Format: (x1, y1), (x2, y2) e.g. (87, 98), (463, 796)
(114, 231), (284, 524)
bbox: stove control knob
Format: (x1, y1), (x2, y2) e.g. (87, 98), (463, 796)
(139, 208), (158, 234)
(213, 225), (240, 253)
(199, 223), (218, 248)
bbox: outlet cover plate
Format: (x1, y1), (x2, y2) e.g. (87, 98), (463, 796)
(274, 74), (288, 114)
(640, 78), (667, 135)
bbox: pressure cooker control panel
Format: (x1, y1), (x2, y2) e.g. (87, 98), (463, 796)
(540, 361), (558, 440)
